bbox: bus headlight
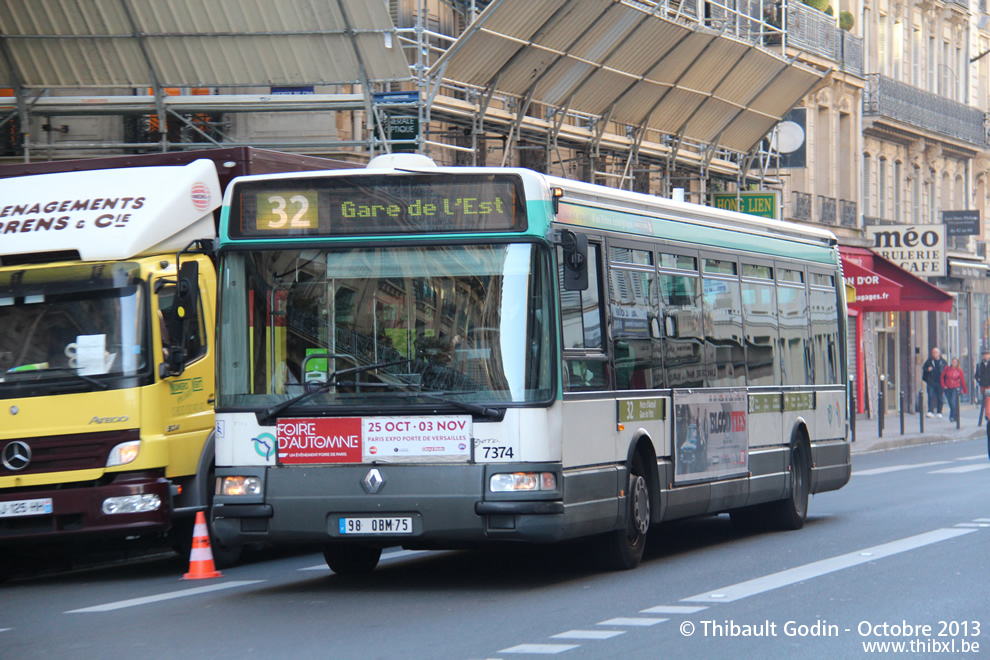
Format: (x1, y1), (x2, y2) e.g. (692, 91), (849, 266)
(106, 440), (140, 467)
(220, 476), (262, 496)
(489, 472), (557, 493)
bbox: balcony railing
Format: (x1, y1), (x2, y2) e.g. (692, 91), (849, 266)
(642, 0), (862, 73)
(792, 191), (812, 220)
(863, 74), (988, 148)
(819, 195), (837, 225)
(839, 199), (857, 227)
(785, 1), (863, 75)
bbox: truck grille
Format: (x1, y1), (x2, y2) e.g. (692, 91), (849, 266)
(0, 429), (140, 477)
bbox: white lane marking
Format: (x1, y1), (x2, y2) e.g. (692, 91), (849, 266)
(597, 617), (667, 627)
(955, 523), (990, 528)
(551, 630), (624, 640)
(955, 455), (986, 461)
(974, 518), (990, 523)
(930, 464), (990, 474)
(0, 628), (11, 633)
(66, 580), (265, 613)
(300, 549), (426, 571)
(683, 527), (976, 604)
(853, 461), (950, 476)
(640, 605), (708, 615)
(499, 644), (579, 654)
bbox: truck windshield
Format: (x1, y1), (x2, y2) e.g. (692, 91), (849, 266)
(217, 243), (554, 410)
(0, 263), (150, 390)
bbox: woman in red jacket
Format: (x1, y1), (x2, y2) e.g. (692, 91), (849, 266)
(941, 357), (968, 423)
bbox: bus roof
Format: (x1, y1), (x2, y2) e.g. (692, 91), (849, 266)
(219, 156), (837, 253)
(0, 159), (220, 262)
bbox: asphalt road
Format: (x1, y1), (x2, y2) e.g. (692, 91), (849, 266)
(2, 438), (988, 659)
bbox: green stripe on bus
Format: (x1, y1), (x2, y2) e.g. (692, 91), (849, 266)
(784, 392), (816, 411)
(749, 393), (782, 413)
(618, 398), (666, 422)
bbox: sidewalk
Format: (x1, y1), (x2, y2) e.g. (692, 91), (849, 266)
(849, 405), (987, 454)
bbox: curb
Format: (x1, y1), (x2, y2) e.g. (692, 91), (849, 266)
(851, 427), (985, 455)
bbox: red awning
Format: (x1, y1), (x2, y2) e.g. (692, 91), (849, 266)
(839, 246), (952, 313)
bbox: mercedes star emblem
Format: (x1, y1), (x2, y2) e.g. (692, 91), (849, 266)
(2, 441), (32, 471)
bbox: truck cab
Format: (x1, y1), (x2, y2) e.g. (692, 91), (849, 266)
(0, 160), (220, 557)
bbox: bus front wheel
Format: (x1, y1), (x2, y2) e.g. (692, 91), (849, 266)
(323, 543), (382, 575)
(594, 455), (651, 571)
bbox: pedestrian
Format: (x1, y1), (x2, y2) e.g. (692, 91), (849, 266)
(922, 347), (947, 417)
(974, 349), (990, 410)
(941, 357), (967, 423)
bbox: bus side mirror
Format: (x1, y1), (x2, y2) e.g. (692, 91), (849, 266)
(559, 229), (588, 291)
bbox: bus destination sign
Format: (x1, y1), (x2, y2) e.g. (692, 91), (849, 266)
(231, 173), (525, 238)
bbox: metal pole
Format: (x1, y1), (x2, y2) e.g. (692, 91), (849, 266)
(899, 390), (905, 435)
(918, 390), (924, 433)
(879, 375), (885, 438)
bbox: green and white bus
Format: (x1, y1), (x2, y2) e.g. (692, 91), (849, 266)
(212, 154), (850, 573)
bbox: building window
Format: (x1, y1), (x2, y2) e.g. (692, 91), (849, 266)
(878, 158), (887, 219)
(893, 161), (902, 222)
(912, 165), (921, 224)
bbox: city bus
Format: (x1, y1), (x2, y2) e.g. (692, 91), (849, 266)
(211, 154), (850, 574)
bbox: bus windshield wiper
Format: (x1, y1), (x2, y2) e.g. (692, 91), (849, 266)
(392, 389), (501, 420)
(258, 359), (410, 423)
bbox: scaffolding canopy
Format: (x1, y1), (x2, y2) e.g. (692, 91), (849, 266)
(0, 0), (412, 89)
(432, 0), (826, 154)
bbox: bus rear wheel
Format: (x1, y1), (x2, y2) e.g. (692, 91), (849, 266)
(594, 455), (651, 571)
(323, 543), (382, 575)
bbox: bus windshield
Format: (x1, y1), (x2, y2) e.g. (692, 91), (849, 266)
(0, 263), (150, 392)
(217, 243), (554, 410)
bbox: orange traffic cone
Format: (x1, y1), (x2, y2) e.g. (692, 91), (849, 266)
(182, 510), (222, 579)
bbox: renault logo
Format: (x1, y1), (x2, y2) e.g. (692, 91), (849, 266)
(2, 441), (32, 471)
(362, 468), (384, 494)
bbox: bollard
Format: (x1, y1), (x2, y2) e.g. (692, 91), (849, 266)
(920, 391), (925, 432)
(878, 376), (886, 438)
(899, 390), (905, 435)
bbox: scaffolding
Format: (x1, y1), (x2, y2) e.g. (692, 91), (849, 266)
(0, 0), (828, 198)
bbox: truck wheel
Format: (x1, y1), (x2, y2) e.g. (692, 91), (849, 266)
(767, 436), (810, 530)
(594, 454), (650, 571)
(323, 543), (382, 575)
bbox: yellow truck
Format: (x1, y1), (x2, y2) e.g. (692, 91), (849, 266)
(0, 148), (350, 571)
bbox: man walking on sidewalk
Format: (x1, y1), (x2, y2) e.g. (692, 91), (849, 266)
(974, 349), (990, 422)
(922, 347), (947, 418)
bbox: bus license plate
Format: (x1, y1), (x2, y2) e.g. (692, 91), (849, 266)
(339, 516), (412, 535)
(0, 498), (53, 518)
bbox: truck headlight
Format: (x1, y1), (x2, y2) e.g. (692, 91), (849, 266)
(106, 440), (140, 467)
(102, 494), (161, 514)
(221, 476), (262, 496)
(489, 472), (557, 493)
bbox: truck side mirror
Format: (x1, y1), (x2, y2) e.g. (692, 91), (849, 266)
(160, 260), (201, 378)
(559, 229), (588, 291)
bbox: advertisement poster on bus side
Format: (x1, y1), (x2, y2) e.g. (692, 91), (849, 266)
(673, 391), (748, 483)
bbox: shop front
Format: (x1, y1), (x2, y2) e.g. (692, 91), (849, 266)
(840, 246), (953, 416)
(933, 259), (990, 404)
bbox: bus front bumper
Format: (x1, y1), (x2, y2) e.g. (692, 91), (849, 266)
(212, 464), (567, 548)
